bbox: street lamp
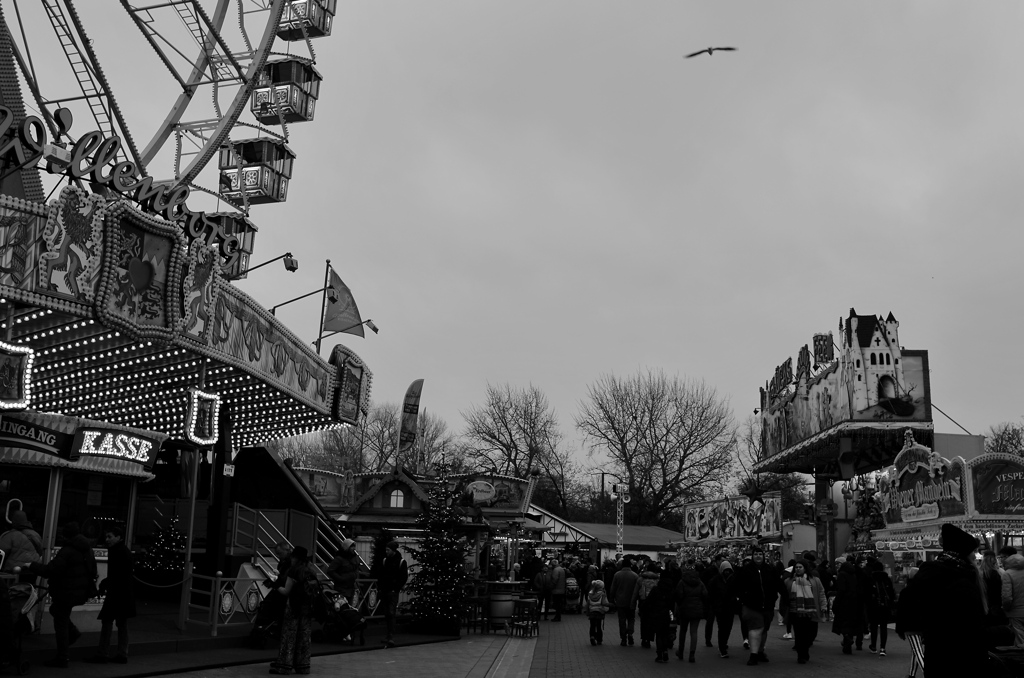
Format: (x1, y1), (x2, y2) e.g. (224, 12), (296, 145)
(271, 285), (340, 316)
(237, 252), (298, 277)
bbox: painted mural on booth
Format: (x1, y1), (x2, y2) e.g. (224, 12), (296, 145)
(683, 492), (782, 543)
(878, 435), (966, 524)
(970, 454), (1024, 516)
(759, 312), (932, 460)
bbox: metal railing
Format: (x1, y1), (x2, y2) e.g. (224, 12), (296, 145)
(178, 562), (268, 636)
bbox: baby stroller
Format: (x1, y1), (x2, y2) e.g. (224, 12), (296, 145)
(564, 577), (581, 614)
(314, 584), (367, 646)
(249, 589), (287, 650)
(3, 582), (40, 675)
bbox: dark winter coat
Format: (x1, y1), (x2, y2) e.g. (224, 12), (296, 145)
(377, 552), (408, 594)
(29, 534), (97, 605)
(550, 564), (567, 595)
(674, 568), (709, 620)
(866, 567), (896, 625)
(0, 528), (40, 572)
(731, 559), (785, 613)
(981, 568), (1007, 624)
(326, 550), (360, 600)
(831, 562), (868, 636)
(609, 565), (639, 609)
(899, 552), (988, 677)
(708, 566), (739, 616)
(631, 571), (660, 609)
(98, 540), (136, 620)
(645, 576), (675, 632)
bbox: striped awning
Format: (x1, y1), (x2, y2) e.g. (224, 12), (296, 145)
(0, 446), (155, 480)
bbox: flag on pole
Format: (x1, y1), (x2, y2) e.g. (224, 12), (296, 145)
(398, 379), (424, 454)
(322, 268), (365, 336)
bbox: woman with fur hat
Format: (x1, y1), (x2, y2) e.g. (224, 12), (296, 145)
(582, 580), (610, 645)
(902, 523), (987, 677)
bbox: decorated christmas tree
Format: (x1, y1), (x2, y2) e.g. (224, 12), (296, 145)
(136, 516), (187, 578)
(404, 466), (471, 627)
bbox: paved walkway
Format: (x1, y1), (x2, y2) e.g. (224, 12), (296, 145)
(122, 613), (913, 678)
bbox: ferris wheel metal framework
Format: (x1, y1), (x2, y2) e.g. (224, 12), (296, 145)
(4, 0), (326, 215)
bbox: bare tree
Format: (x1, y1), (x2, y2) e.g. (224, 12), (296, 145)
(575, 370), (736, 528)
(461, 383), (563, 479)
(986, 421), (1024, 457)
(271, 426), (361, 474)
(273, 403), (465, 475)
(735, 415), (812, 520)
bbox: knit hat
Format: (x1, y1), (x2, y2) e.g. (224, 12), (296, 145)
(386, 540), (399, 551)
(10, 510), (31, 530)
(62, 521), (80, 539)
(341, 538), (355, 550)
(941, 523), (979, 557)
(720, 560), (733, 571)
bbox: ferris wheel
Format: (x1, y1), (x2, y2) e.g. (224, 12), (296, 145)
(1, 0), (335, 276)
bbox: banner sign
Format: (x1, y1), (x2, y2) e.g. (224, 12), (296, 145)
(397, 379), (424, 454)
(969, 454), (1024, 516)
(69, 427), (161, 470)
(683, 492), (783, 543)
(879, 433), (966, 525)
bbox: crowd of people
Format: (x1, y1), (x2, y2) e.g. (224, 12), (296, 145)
(523, 522), (1020, 676)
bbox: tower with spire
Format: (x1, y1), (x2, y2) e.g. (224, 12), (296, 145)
(841, 308), (905, 414)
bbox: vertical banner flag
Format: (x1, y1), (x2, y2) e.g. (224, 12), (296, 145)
(398, 379), (424, 454)
(322, 268), (365, 337)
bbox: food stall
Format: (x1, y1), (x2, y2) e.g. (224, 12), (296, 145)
(872, 434), (1024, 571)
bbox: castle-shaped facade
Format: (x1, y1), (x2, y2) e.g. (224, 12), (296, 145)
(840, 309), (906, 414)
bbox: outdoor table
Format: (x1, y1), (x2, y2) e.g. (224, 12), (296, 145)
(483, 581), (527, 629)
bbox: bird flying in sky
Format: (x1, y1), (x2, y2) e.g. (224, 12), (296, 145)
(685, 46), (737, 58)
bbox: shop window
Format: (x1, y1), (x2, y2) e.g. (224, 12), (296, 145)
(390, 489), (405, 508)
(57, 472), (132, 545)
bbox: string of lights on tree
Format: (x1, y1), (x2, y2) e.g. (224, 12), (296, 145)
(136, 516), (187, 578)
(404, 465), (471, 626)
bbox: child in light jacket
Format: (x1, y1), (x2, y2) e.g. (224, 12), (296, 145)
(582, 580), (611, 645)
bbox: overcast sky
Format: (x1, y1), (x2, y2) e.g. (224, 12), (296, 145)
(18, 2), (1024, 460)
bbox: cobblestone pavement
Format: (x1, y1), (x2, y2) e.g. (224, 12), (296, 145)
(529, 612), (910, 678)
(73, 613), (913, 678)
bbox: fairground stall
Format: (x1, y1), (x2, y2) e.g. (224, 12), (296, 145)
(0, 0), (366, 635)
(752, 309), (934, 561)
(871, 433), (1024, 572)
(674, 492), (783, 562)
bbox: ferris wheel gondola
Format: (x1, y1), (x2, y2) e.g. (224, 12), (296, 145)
(2, 0), (336, 276)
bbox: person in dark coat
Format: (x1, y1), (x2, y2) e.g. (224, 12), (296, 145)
(699, 556), (720, 648)
(326, 538), (361, 602)
(730, 546), (786, 666)
(532, 563), (553, 619)
(831, 555), (868, 653)
(900, 523), (988, 678)
(631, 562), (661, 648)
(83, 526), (135, 664)
(377, 541), (408, 647)
(865, 556), (896, 655)
(674, 564), (709, 663)
(648, 573), (676, 663)
(708, 560), (739, 658)
(28, 521), (98, 668)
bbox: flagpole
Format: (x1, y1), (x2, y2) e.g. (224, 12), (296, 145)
(315, 259), (331, 354)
